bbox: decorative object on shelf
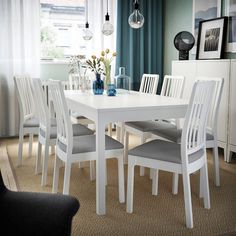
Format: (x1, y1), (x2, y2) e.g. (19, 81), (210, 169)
(192, 0), (221, 54)
(102, 0), (114, 36)
(106, 84), (116, 96)
(114, 67), (130, 94)
(225, 0), (236, 52)
(93, 73), (104, 95)
(68, 55), (88, 92)
(128, 0), (144, 29)
(174, 31), (195, 60)
(83, 0), (93, 40)
(100, 49), (116, 89)
(196, 17), (228, 60)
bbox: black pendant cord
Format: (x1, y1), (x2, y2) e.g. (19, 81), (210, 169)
(85, 0), (88, 25)
(105, 0), (109, 21)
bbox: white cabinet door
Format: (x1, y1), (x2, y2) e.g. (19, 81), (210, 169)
(172, 61), (196, 100)
(196, 60), (230, 143)
(229, 60), (236, 146)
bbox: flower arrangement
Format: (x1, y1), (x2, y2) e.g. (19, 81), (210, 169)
(100, 49), (117, 87)
(86, 55), (104, 75)
(69, 54), (87, 75)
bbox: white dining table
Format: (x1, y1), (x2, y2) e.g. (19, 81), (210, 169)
(64, 90), (188, 215)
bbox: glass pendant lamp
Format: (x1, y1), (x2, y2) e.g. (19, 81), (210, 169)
(83, 0), (93, 40)
(102, 0), (114, 36)
(128, 0), (144, 29)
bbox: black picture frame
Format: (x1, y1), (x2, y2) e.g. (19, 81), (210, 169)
(196, 17), (228, 60)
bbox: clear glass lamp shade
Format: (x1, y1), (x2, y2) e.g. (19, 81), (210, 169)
(82, 28), (93, 41)
(128, 10), (144, 29)
(102, 21), (114, 36)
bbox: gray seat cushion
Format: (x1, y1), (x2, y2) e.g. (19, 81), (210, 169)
(71, 111), (87, 120)
(129, 139), (204, 164)
(40, 124), (94, 139)
(125, 121), (167, 132)
(23, 117), (39, 127)
(151, 121), (214, 143)
(58, 135), (123, 154)
(24, 117), (57, 128)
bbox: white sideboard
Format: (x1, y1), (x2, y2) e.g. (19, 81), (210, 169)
(172, 59), (235, 162)
(228, 60), (236, 161)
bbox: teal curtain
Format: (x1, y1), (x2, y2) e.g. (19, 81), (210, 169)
(116, 0), (163, 93)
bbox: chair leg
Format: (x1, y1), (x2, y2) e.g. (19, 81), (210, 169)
(107, 123), (112, 136)
(120, 123), (125, 144)
(78, 161), (84, 169)
(124, 131), (129, 164)
(202, 157), (210, 209)
(118, 155), (125, 203)
(140, 137), (146, 176)
(182, 171), (193, 228)
(227, 150), (233, 163)
(126, 157), (135, 213)
(41, 141), (50, 186)
(52, 155), (61, 193)
(152, 169), (158, 195)
(199, 169), (204, 199)
(116, 126), (121, 141)
(63, 161), (72, 195)
(90, 160), (96, 181)
(223, 147), (227, 162)
(105, 159), (108, 186)
(28, 133), (34, 157)
(212, 143), (220, 186)
(35, 142), (42, 174)
(50, 145), (55, 154)
(172, 173), (179, 195)
(17, 126), (24, 166)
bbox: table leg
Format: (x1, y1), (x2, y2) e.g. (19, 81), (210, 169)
(96, 119), (106, 215)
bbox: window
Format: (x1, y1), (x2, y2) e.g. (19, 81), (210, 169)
(40, 0), (86, 59)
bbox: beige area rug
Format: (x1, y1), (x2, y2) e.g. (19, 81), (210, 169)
(5, 136), (236, 236)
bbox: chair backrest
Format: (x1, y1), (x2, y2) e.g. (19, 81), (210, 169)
(49, 80), (73, 153)
(139, 74), (159, 94)
(32, 79), (51, 132)
(196, 77), (224, 137)
(181, 80), (215, 163)
(161, 75), (185, 98)
(14, 75), (35, 121)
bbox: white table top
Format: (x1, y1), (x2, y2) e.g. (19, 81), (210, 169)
(65, 90), (188, 112)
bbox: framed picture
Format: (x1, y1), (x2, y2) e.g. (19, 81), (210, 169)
(192, 0), (221, 54)
(196, 17), (228, 59)
(225, 0), (236, 52)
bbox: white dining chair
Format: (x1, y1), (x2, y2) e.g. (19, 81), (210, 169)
(32, 79), (94, 186)
(116, 73), (160, 143)
(124, 75), (184, 176)
(151, 77), (224, 187)
(49, 81), (125, 201)
(14, 75), (39, 166)
(126, 80), (215, 228)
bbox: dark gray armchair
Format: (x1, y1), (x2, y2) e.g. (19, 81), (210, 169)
(0, 170), (79, 236)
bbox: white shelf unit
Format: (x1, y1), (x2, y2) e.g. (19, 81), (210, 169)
(172, 59), (235, 162)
